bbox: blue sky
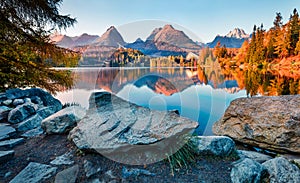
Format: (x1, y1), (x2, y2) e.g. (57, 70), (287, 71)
(60, 0), (300, 43)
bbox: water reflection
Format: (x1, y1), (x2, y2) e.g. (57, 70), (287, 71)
(55, 66), (300, 135)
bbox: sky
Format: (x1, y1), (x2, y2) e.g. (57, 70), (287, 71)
(59, 0), (300, 43)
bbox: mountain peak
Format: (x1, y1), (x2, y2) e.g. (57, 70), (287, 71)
(95, 26), (125, 47)
(163, 24), (175, 30)
(225, 28), (249, 39)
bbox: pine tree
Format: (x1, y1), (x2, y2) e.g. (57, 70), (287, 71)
(288, 8), (300, 55)
(0, 0), (78, 93)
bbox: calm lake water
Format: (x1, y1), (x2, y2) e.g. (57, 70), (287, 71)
(55, 67), (247, 135)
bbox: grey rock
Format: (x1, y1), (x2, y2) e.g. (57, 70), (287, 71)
(0, 106), (12, 121)
(5, 88), (29, 100)
(69, 92), (198, 164)
(16, 114), (43, 132)
(0, 93), (7, 104)
(8, 103), (36, 124)
(105, 170), (116, 179)
(4, 171), (12, 178)
(55, 165), (79, 183)
(263, 157), (300, 183)
(87, 179), (101, 183)
(213, 95), (300, 153)
(122, 167), (155, 179)
(30, 96), (43, 108)
(12, 99), (24, 106)
(191, 136), (235, 157)
(50, 151), (74, 165)
(0, 124), (16, 140)
(41, 106), (86, 134)
(2, 99), (12, 106)
(0, 138), (24, 148)
(238, 150), (273, 163)
(36, 106), (57, 119)
(21, 127), (44, 138)
(9, 162), (57, 183)
(84, 160), (101, 178)
(0, 150), (14, 164)
(6, 88), (62, 112)
(231, 158), (268, 183)
(28, 88), (62, 112)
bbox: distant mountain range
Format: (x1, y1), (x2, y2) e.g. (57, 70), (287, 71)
(207, 28), (250, 48)
(50, 26), (250, 60)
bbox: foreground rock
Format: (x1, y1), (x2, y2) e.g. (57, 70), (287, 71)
(0, 106), (11, 121)
(213, 95), (300, 153)
(69, 92), (198, 164)
(7, 103), (36, 124)
(0, 150), (14, 164)
(231, 158), (268, 183)
(191, 136), (235, 157)
(262, 157), (300, 183)
(237, 150), (272, 163)
(9, 162), (57, 183)
(41, 106), (86, 134)
(55, 165), (79, 183)
(0, 124), (16, 140)
(0, 138), (24, 148)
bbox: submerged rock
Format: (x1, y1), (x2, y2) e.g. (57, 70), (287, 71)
(191, 136), (235, 157)
(68, 92), (198, 164)
(262, 157), (300, 183)
(41, 106), (86, 134)
(213, 95), (300, 153)
(9, 162), (57, 183)
(231, 158), (268, 183)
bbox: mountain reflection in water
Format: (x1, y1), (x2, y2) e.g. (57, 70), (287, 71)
(56, 66), (300, 135)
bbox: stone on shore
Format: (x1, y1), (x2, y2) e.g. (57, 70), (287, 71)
(0, 150), (14, 164)
(21, 127), (44, 138)
(50, 151), (74, 166)
(68, 92), (198, 164)
(262, 157), (300, 183)
(9, 162), (57, 183)
(16, 114), (43, 132)
(12, 99), (24, 106)
(213, 95), (300, 153)
(231, 158), (268, 183)
(84, 160), (101, 178)
(237, 150), (273, 163)
(7, 103), (36, 124)
(191, 136), (235, 157)
(55, 165), (79, 183)
(0, 124), (16, 141)
(41, 106), (86, 134)
(36, 106), (57, 119)
(0, 138), (24, 148)
(122, 167), (155, 179)
(0, 106), (12, 121)
(2, 100), (12, 106)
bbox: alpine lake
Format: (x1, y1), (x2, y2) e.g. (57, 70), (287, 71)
(55, 66), (300, 135)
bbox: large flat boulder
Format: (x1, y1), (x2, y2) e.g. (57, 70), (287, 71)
(0, 150), (14, 164)
(68, 92), (198, 164)
(41, 106), (86, 134)
(213, 95), (300, 153)
(16, 114), (43, 132)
